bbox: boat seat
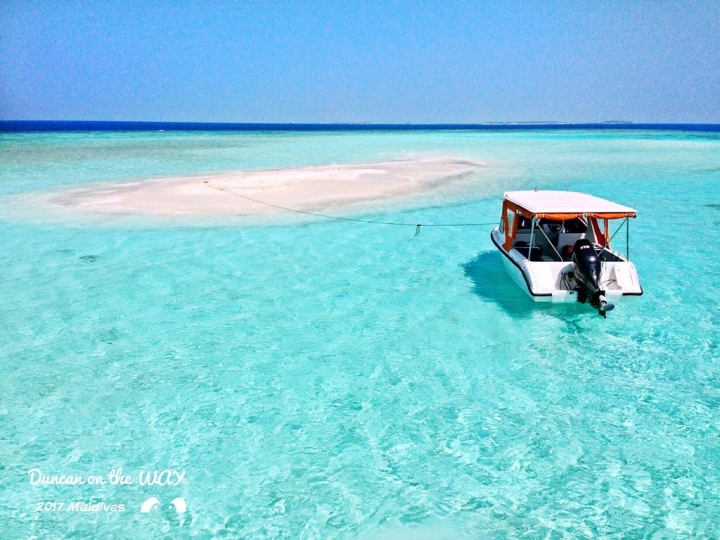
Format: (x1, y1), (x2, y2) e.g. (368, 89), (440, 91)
(513, 242), (543, 261)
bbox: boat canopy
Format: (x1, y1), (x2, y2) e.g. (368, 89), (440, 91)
(504, 191), (636, 220)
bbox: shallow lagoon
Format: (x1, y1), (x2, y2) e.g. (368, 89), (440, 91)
(1, 129), (719, 538)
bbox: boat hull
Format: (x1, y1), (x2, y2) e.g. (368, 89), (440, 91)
(491, 228), (642, 303)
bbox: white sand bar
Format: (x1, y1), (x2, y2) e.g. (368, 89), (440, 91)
(50, 158), (484, 218)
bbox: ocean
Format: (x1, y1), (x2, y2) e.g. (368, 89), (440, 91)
(1, 127), (719, 538)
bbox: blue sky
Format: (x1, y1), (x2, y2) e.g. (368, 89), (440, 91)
(1, 1), (719, 123)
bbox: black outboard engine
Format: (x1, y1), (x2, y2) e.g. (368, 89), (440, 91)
(571, 239), (614, 317)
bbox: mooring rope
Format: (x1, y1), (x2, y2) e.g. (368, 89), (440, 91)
(204, 183), (498, 235)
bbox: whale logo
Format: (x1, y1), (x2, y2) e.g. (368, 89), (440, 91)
(169, 497), (186, 513)
(140, 497), (160, 513)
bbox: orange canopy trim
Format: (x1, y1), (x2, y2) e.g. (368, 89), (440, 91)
(502, 200), (636, 221)
(535, 212), (636, 220)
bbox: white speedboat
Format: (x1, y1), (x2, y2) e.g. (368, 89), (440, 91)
(490, 190), (642, 316)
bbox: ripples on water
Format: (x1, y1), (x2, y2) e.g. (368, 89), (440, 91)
(1, 129), (719, 538)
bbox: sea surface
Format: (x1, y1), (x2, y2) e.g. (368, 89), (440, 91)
(1, 129), (719, 539)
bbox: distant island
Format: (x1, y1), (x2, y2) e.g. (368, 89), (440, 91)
(1, 120), (719, 133)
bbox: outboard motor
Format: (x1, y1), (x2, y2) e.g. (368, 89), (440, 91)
(571, 239), (614, 317)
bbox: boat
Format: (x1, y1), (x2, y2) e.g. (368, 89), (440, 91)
(490, 190), (642, 316)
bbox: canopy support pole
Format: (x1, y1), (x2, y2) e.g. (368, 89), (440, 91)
(535, 221), (563, 261)
(602, 218), (629, 258)
(627, 219), (630, 260)
(528, 217), (535, 260)
(604, 219), (609, 249)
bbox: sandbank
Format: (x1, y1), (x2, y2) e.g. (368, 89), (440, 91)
(46, 158), (485, 219)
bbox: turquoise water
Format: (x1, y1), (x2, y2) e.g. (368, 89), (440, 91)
(1, 130), (720, 539)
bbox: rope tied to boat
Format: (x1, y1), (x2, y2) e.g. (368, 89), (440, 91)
(203, 183), (498, 235)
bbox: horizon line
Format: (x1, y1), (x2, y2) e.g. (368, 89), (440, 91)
(1, 120), (720, 133)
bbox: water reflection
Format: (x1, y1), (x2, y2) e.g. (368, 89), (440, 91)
(462, 251), (587, 320)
